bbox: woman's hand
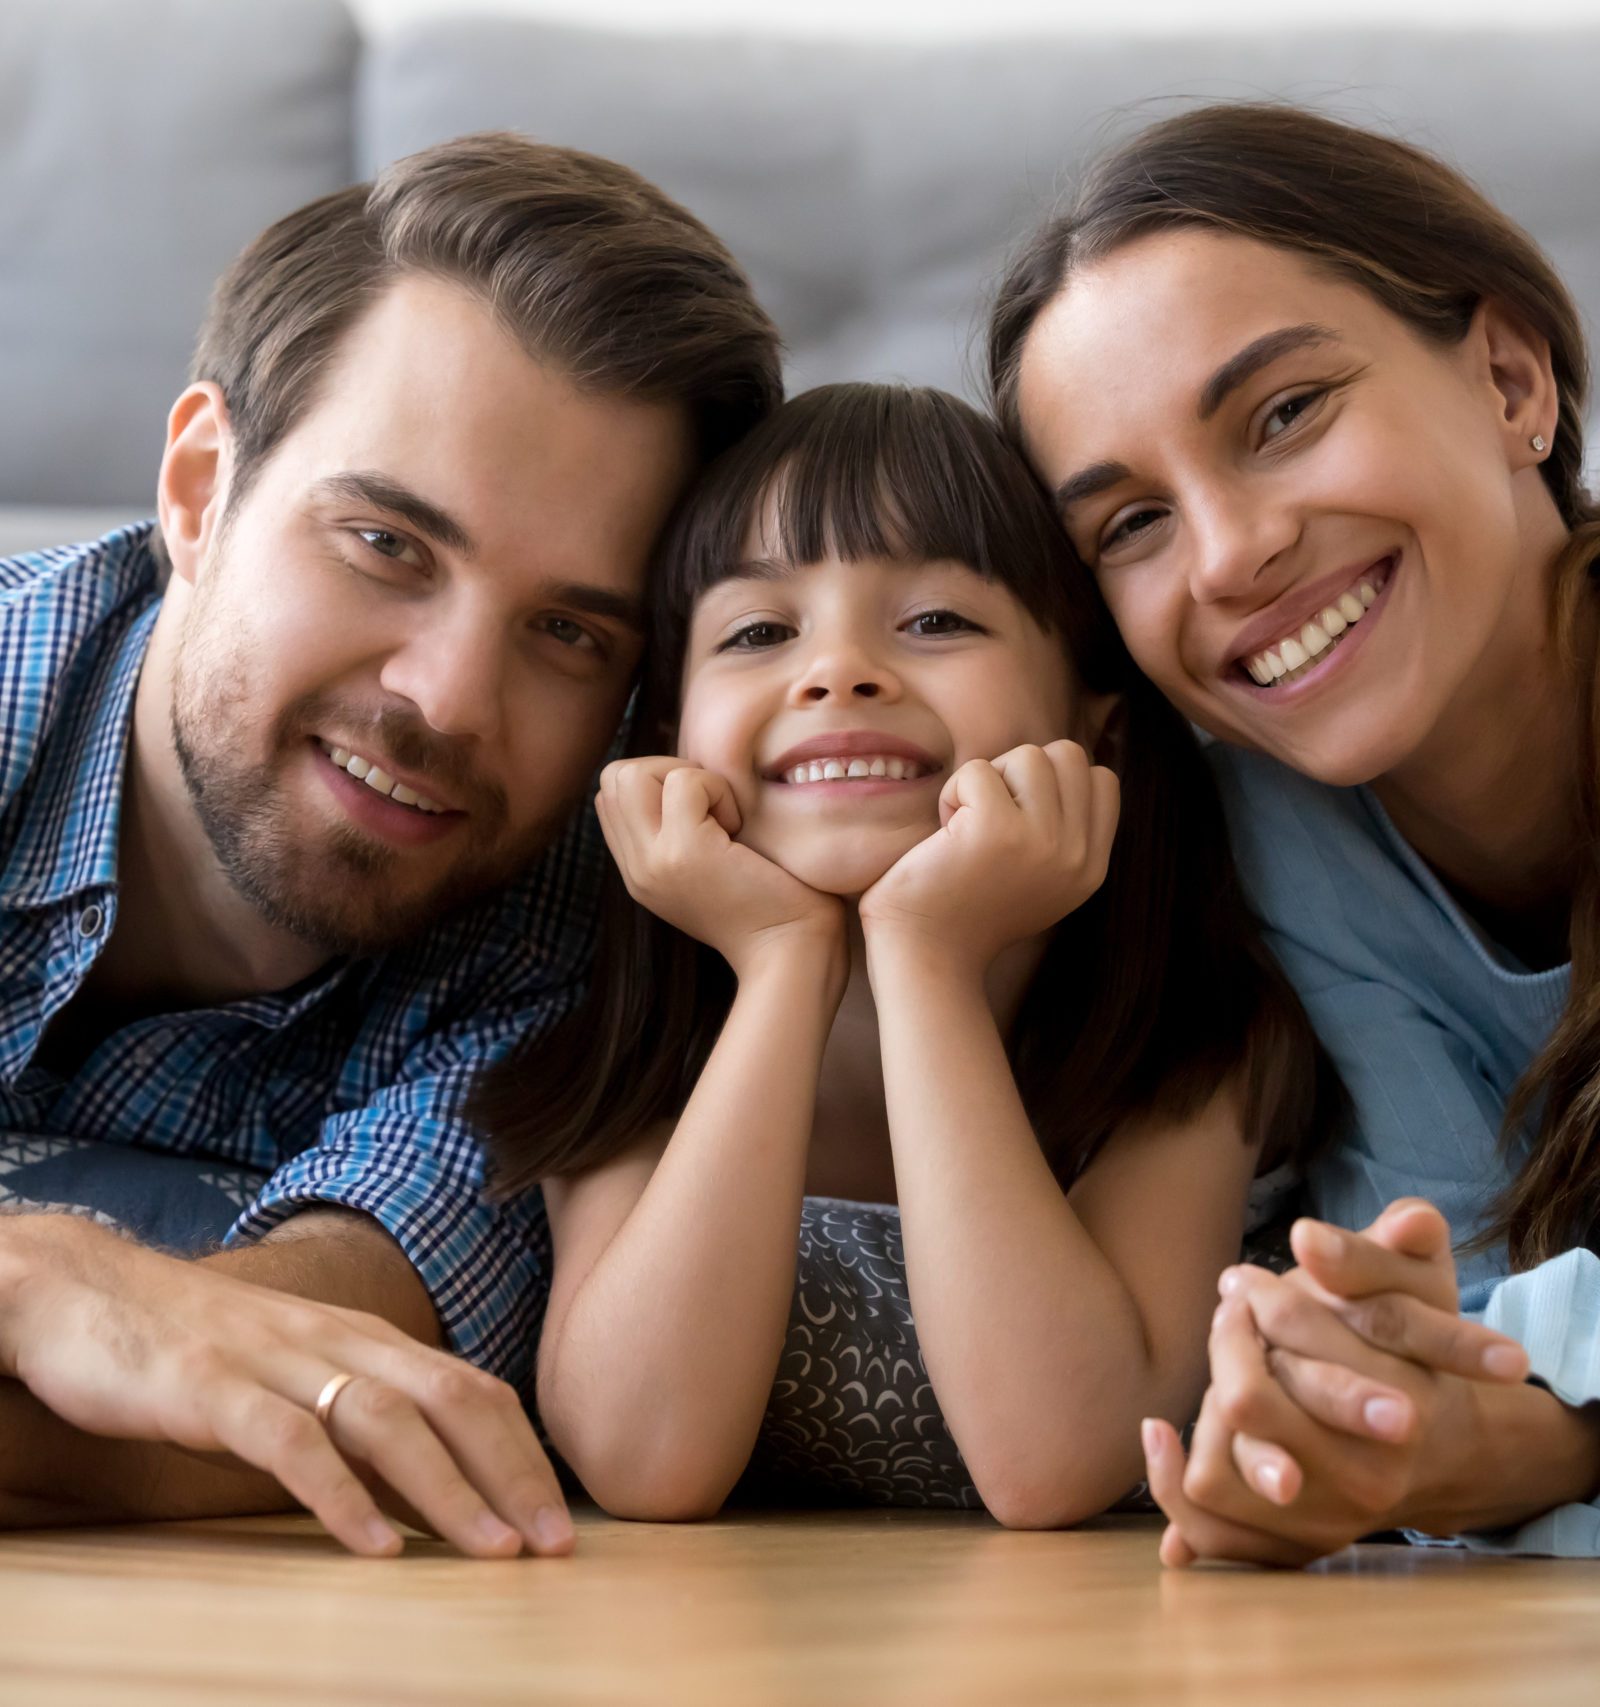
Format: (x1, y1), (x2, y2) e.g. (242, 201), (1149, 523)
(596, 757), (845, 981)
(858, 740), (1119, 977)
(1141, 1200), (1536, 1567)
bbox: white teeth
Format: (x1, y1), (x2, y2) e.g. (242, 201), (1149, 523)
(1337, 592), (1365, 624)
(1358, 580), (1377, 608)
(318, 740), (447, 813)
(1246, 658), (1273, 686)
(1265, 650), (1287, 680)
(1301, 620), (1333, 658)
(1321, 605), (1348, 638)
(1278, 636), (1309, 670)
(779, 754), (925, 785)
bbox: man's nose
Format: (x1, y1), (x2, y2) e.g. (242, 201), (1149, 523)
(380, 614), (505, 741)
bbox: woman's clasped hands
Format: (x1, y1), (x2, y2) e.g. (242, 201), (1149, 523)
(1142, 1198), (1550, 1567)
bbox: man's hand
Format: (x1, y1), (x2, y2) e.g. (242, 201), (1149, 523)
(0, 1214), (573, 1559)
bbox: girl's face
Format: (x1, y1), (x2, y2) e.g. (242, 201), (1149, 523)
(1015, 228), (1558, 787)
(676, 540), (1083, 895)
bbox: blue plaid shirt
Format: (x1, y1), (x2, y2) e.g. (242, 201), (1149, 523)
(0, 524), (600, 1390)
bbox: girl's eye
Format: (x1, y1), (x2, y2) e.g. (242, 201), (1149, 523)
(903, 608), (978, 637)
(541, 615), (600, 653)
(1260, 386), (1328, 444)
(720, 620), (794, 651)
(1100, 507), (1167, 555)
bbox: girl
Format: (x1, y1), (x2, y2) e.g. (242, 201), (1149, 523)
(473, 383), (1336, 1525)
(990, 102), (1600, 1559)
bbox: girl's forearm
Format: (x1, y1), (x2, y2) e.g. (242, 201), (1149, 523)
(539, 942), (839, 1519)
(868, 935), (1174, 1527)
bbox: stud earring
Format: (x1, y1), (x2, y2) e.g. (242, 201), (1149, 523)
(1531, 433), (1548, 454)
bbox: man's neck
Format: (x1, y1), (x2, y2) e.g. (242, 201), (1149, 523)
(91, 602), (331, 1015)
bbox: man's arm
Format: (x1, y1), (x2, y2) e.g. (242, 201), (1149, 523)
(0, 1209), (571, 1556)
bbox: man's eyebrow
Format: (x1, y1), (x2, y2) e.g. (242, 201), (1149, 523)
(551, 584), (648, 635)
(314, 472), (477, 558)
(1198, 323), (1341, 421)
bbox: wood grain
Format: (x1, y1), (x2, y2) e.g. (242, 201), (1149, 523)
(1, 1509), (1597, 1706)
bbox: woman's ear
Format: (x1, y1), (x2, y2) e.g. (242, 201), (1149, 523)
(1080, 691), (1125, 771)
(1475, 299), (1560, 469)
(156, 382), (234, 588)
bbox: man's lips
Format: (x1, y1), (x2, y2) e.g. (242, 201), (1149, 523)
(761, 729), (942, 780)
(314, 737), (464, 815)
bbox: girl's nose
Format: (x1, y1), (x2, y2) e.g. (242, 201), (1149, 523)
(789, 643), (901, 706)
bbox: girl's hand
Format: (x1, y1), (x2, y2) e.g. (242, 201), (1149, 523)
(1141, 1201), (1534, 1567)
(858, 740), (1119, 976)
(596, 757), (845, 980)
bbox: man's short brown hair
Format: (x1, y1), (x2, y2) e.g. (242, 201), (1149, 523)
(186, 130), (782, 511)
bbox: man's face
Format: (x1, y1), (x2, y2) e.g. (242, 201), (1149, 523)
(170, 275), (695, 955)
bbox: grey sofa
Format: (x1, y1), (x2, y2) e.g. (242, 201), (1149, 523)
(4, 0), (1598, 555)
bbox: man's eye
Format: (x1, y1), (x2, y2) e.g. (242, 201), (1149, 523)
(542, 616), (600, 652)
(357, 528), (418, 564)
(720, 620), (793, 651)
(904, 609), (977, 637)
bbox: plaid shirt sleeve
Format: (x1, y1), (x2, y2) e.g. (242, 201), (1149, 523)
(224, 987), (573, 1396)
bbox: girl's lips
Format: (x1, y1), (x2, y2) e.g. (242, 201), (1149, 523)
(762, 730), (941, 779)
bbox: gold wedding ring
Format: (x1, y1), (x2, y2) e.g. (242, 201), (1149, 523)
(314, 1371), (358, 1427)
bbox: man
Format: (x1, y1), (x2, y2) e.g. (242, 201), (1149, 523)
(0, 133), (780, 1556)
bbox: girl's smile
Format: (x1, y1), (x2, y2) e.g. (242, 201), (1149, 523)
(676, 549), (1079, 895)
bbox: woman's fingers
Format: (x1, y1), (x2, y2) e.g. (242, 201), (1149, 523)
(1291, 1206), (1456, 1311)
(1261, 1346), (1418, 1442)
(1141, 1416), (1312, 1568)
(1229, 1432), (1304, 1506)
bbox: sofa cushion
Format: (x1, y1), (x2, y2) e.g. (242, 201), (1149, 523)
(0, 0), (359, 508)
(362, 20), (1600, 463)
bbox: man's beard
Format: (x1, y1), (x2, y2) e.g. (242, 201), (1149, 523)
(170, 644), (547, 960)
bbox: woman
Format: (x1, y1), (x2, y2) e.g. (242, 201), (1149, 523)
(989, 101), (1600, 1561)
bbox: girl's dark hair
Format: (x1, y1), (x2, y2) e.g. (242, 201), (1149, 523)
(473, 382), (1340, 1195)
(988, 102), (1600, 1267)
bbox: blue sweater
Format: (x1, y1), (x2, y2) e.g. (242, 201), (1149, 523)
(1213, 745), (1600, 1555)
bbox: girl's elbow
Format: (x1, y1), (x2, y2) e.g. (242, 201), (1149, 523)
(968, 1443), (1141, 1531)
(553, 1429), (738, 1523)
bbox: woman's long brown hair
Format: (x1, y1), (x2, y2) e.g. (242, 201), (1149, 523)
(472, 383), (1341, 1197)
(987, 102), (1600, 1267)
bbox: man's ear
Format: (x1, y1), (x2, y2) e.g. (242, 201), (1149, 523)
(1475, 299), (1560, 469)
(156, 383), (233, 587)
(1079, 690), (1125, 771)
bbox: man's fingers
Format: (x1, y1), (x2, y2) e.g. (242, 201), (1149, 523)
(400, 1358), (574, 1556)
(209, 1382), (403, 1558)
(321, 1375), (524, 1559)
(1333, 1292), (1529, 1383)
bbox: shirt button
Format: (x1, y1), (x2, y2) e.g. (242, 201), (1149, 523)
(78, 904), (105, 938)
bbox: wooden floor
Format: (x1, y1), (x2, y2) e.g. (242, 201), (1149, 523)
(2, 1508), (1599, 1706)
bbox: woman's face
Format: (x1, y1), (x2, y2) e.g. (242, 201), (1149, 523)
(675, 543), (1082, 895)
(1015, 229), (1556, 787)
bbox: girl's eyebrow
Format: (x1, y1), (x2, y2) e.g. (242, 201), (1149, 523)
(725, 557), (797, 583)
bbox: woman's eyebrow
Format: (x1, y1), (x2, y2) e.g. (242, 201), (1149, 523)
(1197, 322), (1341, 420)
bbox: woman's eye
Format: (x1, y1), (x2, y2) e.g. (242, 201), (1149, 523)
(1100, 507), (1166, 554)
(904, 609), (976, 636)
(720, 620), (793, 651)
(1261, 387), (1327, 443)
(542, 616), (600, 652)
